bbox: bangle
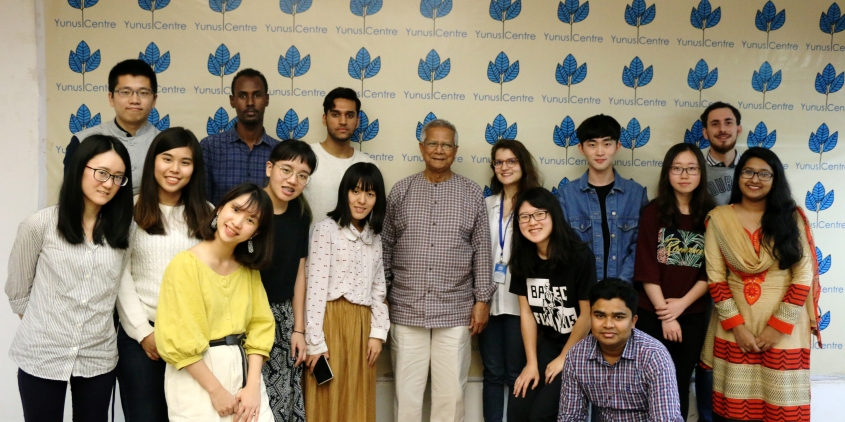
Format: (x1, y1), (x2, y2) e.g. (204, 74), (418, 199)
(293, 330), (305, 335)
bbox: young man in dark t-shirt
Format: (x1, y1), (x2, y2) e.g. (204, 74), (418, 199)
(555, 115), (648, 283)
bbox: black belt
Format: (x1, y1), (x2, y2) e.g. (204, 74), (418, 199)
(209, 333), (247, 388)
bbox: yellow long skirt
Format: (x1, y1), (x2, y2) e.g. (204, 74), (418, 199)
(303, 298), (376, 422)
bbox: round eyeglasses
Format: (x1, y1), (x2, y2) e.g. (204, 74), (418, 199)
(276, 164), (310, 185)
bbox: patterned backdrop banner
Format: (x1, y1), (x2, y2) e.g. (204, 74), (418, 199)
(47, 0), (845, 377)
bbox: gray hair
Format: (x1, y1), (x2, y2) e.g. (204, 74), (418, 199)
(420, 119), (459, 146)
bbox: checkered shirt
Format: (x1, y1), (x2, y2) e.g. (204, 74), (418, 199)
(382, 172), (495, 328)
(200, 127), (280, 205)
(558, 329), (683, 422)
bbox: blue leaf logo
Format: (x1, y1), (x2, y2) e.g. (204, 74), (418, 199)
(484, 114), (518, 145)
(622, 56), (653, 102)
(806, 182), (835, 226)
(688, 59), (718, 103)
(280, 0), (312, 25)
(558, 0), (589, 37)
(755, 1), (785, 43)
(278, 46), (311, 91)
(351, 110), (379, 151)
(490, 0), (522, 37)
(416, 112), (438, 142)
(551, 177), (570, 195)
(620, 118), (650, 160)
(818, 306), (831, 331)
(684, 120), (709, 149)
(418, 50), (451, 95)
(348, 47), (381, 94)
(809, 123), (838, 165)
(483, 185), (493, 198)
(816, 246), (832, 275)
(751, 62), (781, 103)
(207, 44), (240, 92)
(68, 0), (99, 20)
(351, 0), (383, 31)
(147, 108), (170, 131)
(624, 0), (656, 39)
(553, 116), (580, 159)
(487, 52), (519, 100)
(746, 122), (777, 149)
(691, 0), (720, 40)
(421, 0), (452, 31)
(139, 0), (170, 25)
(68, 41), (101, 85)
(555, 54), (587, 98)
(815, 63), (845, 108)
(206, 107), (237, 135)
(209, 0), (242, 26)
(821, 3), (845, 49)
(69, 104), (101, 134)
(276, 109), (310, 140)
(138, 42), (170, 74)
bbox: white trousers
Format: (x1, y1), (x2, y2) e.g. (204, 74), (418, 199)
(164, 345), (273, 422)
(390, 324), (471, 422)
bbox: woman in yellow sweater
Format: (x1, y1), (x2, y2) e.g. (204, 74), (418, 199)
(155, 183), (276, 422)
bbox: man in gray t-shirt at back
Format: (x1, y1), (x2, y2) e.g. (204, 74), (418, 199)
(701, 101), (743, 206)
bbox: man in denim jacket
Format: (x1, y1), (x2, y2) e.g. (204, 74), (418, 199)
(555, 115), (648, 283)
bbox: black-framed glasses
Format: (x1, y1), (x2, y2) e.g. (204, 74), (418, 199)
(86, 166), (129, 186)
(276, 164), (310, 185)
(112, 88), (154, 99)
(493, 158), (519, 168)
(669, 166), (700, 175)
(740, 168), (773, 182)
(517, 210), (548, 224)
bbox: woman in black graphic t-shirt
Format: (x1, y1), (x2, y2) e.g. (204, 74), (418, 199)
(508, 187), (596, 422)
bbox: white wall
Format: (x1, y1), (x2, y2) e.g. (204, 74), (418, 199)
(3, 1), (845, 421)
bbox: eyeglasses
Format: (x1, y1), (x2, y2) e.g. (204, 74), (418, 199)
(113, 88), (155, 99)
(276, 164), (310, 185)
(86, 166), (128, 186)
(740, 168), (773, 182)
(423, 141), (456, 151)
(517, 210), (548, 224)
(669, 166), (700, 175)
(493, 158), (519, 168)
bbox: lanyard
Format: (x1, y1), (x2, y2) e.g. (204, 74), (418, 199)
(498, 194), (513, 261)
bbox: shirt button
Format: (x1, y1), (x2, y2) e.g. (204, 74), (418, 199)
(433, 223), (436, 226)
(430, 244), (434, 247)
(82, 300), (87, 305)
(611, 211), (617, 216)
(85, 274), (91, 279)
(612, 256), (617, 260)
(88, 250), (93, 254)
(611, 234), (616, 238)
(77, 323), (82, 328)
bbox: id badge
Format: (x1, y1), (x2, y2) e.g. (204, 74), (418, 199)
(493, 262), (508, 284)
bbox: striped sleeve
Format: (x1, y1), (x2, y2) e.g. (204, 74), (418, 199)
(768, 218), (813, 335)
(705, 222), (744, 330)
(5, 212), (47, 314)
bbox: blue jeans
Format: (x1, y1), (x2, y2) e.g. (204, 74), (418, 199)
(696, 365), (713, 422)
(478, 314), (525, 422)
(116, 325), (169, 422)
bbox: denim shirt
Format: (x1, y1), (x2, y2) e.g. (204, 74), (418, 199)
(555, 169), (648, 282)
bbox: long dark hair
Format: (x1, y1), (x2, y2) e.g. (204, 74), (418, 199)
(489, 139), (542, 198)
(267, 140), (318, 223)
(58, 135), (134, 248)
(198, 183), (274, 270)
(327, 163), (386, 234)
(654, 143), (715, 230)
(729, 147), (801, 269)
(135, 127), (211, 237)
(510, 187), (586, 276)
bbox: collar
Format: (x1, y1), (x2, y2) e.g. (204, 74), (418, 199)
(113, 118), (133, 137)
(340, 223), (374, 245)
(706, 149), (740, 168)
(587, 329), (639, 363)
(226, 125), (270, 146)
(577, 169), (624, 193)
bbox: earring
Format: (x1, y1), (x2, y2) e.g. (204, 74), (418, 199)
(211, 215), (218, 229)
(248, 238), (254, 253)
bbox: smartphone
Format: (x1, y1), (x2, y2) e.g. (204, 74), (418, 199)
(312, 355), (334, 385)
